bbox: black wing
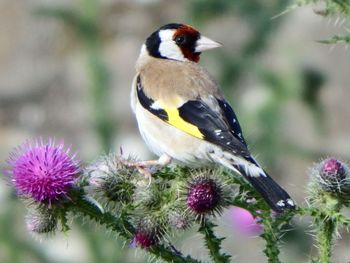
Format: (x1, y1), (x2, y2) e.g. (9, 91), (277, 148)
(178, 98), (251, 159)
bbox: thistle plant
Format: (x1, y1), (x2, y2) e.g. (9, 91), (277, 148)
(306, 158), (350, 263)
(284, 0), (350, 45)
(4, 138), (350, 262)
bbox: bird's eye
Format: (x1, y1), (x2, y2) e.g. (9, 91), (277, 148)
(175, 36), (186, 45)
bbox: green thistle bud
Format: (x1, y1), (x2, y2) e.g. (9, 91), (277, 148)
(86, 153), (136, 204)
(133, 176), (174, 210)
(25, 209), (57, 235)
(167, 207), (194, 230)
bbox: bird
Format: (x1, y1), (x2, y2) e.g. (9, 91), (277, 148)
(130, 23), (295, 212)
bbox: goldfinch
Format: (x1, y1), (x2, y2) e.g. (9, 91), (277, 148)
(130, 23), (295, 212)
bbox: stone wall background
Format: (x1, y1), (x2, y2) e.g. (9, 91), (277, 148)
(1, 1), (350, 262)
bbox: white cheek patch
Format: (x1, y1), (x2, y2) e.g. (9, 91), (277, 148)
(158, 29), (187, 61)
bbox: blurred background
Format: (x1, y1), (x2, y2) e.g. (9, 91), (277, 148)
(1, 0), (350, 262)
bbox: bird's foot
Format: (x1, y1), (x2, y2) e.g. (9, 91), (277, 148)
(121, 154), (172, 185)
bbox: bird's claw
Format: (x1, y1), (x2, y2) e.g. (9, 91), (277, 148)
(120, 158), (154, 185)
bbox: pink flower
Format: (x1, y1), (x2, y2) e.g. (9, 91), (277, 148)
(225, 206), (263, 236)
(7, 139), (80, 203)
(320, 158), (346, 180)
(315, 157), (350, 192)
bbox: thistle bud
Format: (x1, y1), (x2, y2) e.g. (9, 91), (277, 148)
(167, 207), (194, 230)
(316, 158), (350, 193)
(132, 229), (158, 248)
(86, 154), (136, 204)
(185, 171), (231, 217)
(25, 209), (57, 235)
(131, 219), (163, 248)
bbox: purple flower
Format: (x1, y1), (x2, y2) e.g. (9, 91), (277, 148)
(186, 177), (222, 214)
(7, 139), (80, 203)
(225, 206), (263, 236)
(320, 158), (346, 181)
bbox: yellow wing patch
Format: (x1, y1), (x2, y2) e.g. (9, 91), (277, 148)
(164, 107), (204, 139)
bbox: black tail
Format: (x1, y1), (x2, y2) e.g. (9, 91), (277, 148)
(211, 152), (295, 212)
(244, 172), (295, 212)
(232, 163), (295, 212)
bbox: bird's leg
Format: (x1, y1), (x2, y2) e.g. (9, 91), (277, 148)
(122, 154), (172, 182)
(134, 154), (172, 168)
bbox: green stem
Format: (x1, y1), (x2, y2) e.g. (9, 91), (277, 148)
(308, 188), (343, 263)
(316, 215), (336, 263)
(260, 209), (295, 263)
(69, 193), (201, 263)
(261, 214), (281, 263)
(199, 220), (231, 263)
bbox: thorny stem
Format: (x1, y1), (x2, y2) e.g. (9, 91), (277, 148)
(69, 191), (201, 263)
(316, 215), (336, 263)
(261, 213), (281, 263)
(199, 220), (231, 263)
(310, 195), (341, 263)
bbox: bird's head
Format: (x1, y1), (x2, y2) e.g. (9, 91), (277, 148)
(143, 23), (222, 63)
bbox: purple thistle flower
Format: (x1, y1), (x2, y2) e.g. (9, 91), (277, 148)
(7, 138), (80, 203)
(187, 177), (222, 214)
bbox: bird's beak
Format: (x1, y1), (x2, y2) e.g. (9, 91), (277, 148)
(195, 35), (222, 52)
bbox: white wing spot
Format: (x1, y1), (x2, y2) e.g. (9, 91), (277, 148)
(220, 136), (224, 139)
(226, 142), (231, 145)
(276, 200), (285, 207)
(287, 199), (295, 206)
(238, 133), (242, 138)
(233, 118), (237, 123)
(150, 101), (163, 110)
(214, 129), (222, 135)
